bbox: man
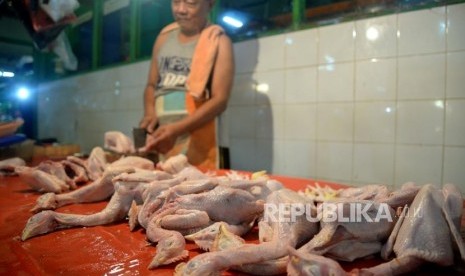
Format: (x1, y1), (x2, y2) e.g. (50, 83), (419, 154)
(139, 0), (234, 170)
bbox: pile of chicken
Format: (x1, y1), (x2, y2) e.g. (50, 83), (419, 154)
(3, 148), (464, 276)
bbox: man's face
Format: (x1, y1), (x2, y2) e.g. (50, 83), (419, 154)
(172, 0), (212, 34)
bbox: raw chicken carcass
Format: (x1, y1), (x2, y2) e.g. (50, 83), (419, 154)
(145, 185), (267, 269)
(37, 160), (76, 189)
(61, 157), (90, 184)
(30, 167), (149, 213)
(175, 189), (319, 275)
(107, 155), (155, 171)
(129, 165), (211, 231)
(15, 166), (69, 193)
(297, 199), (396, 262)
(104, 131), (135, 154)
(376, 182), (421, 210)
(85, 146), (108, 180)
(22, 178), (145, 241)
(21, 159), (211, 241)
(364, 183), (465, 275)
(157, 154), (191, 174)
(0, 157), (26, 176)
(287, 183), (465, 276)
(21, 169), (169, 240)
(29, 155), (155, 211)
(40, 147), (107, 184)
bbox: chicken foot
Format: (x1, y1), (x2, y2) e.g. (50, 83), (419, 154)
(146, 226), (189, 269)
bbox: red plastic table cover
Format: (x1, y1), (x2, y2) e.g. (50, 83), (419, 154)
(0, 170), (463, 275)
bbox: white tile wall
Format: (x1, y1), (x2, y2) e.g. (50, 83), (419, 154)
(228, 106), (256, 138)
(317, 103), (354, 142)
(319, 22), (355, 63)
(234, 39), (260, 73)
(397, 54), (446, 100)
(354, 102), (396, 143)
(355, 14), (397, 59)
(255, 139), (281, 173)
(446, 52), (465, 98)
(38, 63), (147, 153)
(396, 101), (444, 145)
(111, 85), (145, 111)
(37, 3), (465, 193)
(318, 62), (354, 102)
(316, 141), (353, 184)
(285, 28), (318, 68)
(284, 104), (316, 140)
(229, 138), (257, 171)
(117, 61), (150, 87)
(229, 73), (256, 106)
(447, 3), (465, 51)
(445, 99), (465, 146)
(443, 146), (465, 187)
(282, 140), (316, 178)
(285, 67), (317, 104)
(37, 79), (77, 144)
(253, 71), (285, 104)
(355, 58), (396, 101)
(256, 104), (284, 140)
(353, 143), (395, 186)
(395, 145), (443, 186)
(85, 67), (119, 91)
(398, 7), (446, 56)
(256, 36), (285, 71)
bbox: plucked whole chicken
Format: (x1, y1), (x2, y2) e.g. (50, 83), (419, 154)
(6, 147), (463, 276)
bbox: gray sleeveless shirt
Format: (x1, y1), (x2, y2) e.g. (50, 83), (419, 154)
(155, 29), (198, 97)
(153, 29), (198, 129)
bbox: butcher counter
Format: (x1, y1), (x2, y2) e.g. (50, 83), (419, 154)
(0, 167), (464, 275)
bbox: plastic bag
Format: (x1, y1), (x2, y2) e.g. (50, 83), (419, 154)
(50, 32), (78, 71)
(39, 0), (80, 22)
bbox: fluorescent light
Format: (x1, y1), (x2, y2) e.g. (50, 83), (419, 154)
(222, 15), (243, 28)
(0, 71), (15, 78)
(17, 87), (30, 100)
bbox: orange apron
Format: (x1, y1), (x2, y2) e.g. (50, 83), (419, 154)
(160, 95), (218, 170)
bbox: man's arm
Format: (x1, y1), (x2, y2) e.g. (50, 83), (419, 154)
(177, 33), (235, 133)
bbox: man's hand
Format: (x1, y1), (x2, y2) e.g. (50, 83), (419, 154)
(139, 116), (158, 133)
(143, 124), (180, 154)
